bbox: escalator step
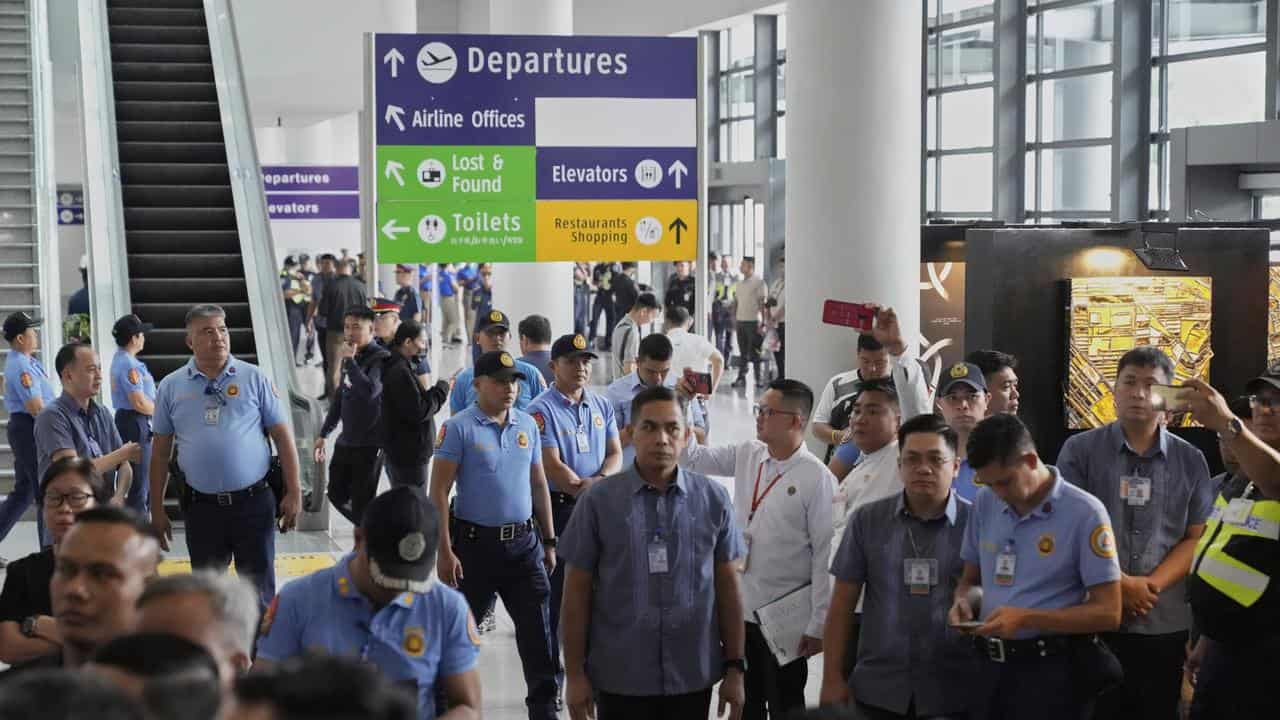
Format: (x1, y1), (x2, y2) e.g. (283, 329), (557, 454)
(123, 206), (237, 231)
(130, 277), (250, 304)
(107, 8), (203, 28)
(113, 81), (217, 102)
(111, 43), (211, 64)
(108, 25), (208, 45)
(117, 121), (223, 143)
(144, 327), (255, 356)
(126, 230), (240, 255)
(120, 163), (229, 186)
(108, 0), (205, 8)
(132, 302), (251, 327)
(121, 185), (233, 207)
(128, 252), (244, 278)
(119, 141), (226, 163)
(115, 100), (219, 122)
(111, 62), (213, 83)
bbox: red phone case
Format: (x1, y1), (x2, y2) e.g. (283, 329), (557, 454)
(822, 300), (875, 331)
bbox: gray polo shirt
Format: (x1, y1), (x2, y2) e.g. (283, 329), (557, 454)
(831, 491), (977, 717)
(558, 465), (745, 697)
(1056, 422), (1214, 634)
(34, 392), (123, 490)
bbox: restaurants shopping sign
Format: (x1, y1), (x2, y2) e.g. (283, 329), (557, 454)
(372, 33), (698, 263)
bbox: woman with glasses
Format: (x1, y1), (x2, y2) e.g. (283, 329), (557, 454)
(0, 456), (112, 664)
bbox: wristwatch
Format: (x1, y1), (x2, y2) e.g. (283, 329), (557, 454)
(542, 536), (558, 549)
(723, 658), (747, 674)
(1219, 416), (1244, 442)
(20, 616), (37, 639)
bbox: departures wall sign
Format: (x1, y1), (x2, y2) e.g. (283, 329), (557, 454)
(372, 33), (698, 263)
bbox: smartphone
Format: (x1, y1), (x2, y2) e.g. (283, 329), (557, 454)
(949, 620), (984, 630)
(1151, 384), (1194, 412)
(684, 369), (713, 396)
(822, 300), (877, 332)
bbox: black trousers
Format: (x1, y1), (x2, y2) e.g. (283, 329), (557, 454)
(1095, 631), (1186, 720)
(589, 293), (616, 346)
(326, 445), (382, 525)
(774, 323), (786, 379)
(285, 302), (305, 360)
(1190, 635), (1280, 720)
(735, 320), (761, 379)
(976, 653), (1095, 720)
(712, 310), (734, 360)
(743, 622), (807, 720)
(597, 688), (712, 720)
(385, 459), (428, 489)
(853, 700), (968, 720)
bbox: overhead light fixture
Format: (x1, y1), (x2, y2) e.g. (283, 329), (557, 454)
(1133, 233), (1188, 272)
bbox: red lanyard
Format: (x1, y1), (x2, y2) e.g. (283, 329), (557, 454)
(749, 460), (786, 524)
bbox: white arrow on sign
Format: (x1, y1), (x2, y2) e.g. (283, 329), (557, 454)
(381, 218), (409, 241)
(668, 160), (689, 190)
(385, 104), (406, 132)
(383, 47), (405, 78)
(384, 160), (405, 187)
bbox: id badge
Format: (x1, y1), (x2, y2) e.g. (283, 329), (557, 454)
(994, 552), (1016, 586)
(903, 558), (938, 596)
(203, 406), (220, 426)
(1121, 476), (1152, 507)
(1224, 497), (1255, 525)
(576, 429), (591, 454)
(648, 540), (669, 574)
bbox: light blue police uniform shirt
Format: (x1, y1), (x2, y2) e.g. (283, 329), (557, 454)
(558, 466), (745, 697)
(435, 405), (542, 526)
(257, 554), (479, 720)
(110, 349), (156, 411)
(526, 386), (618, 481)
(952, 459), (978, 503)
(3, 350), (55, 415)
(448, 360), (547, 415)
(603, 371), (707, 467)
(833, 441), (861, 468)
(960, 467), (1121, 638)
(152, 357), (285, 494)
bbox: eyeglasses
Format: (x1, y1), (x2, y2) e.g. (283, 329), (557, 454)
(902, 454), (955, 469)
(753, 405), (801, 419)
(44, 492), (92, 510)
(1249, 394), (1280, 411)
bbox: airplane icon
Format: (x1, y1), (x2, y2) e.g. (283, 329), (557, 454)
(417, 42), (458, 84)
(421, 50), (452, 67)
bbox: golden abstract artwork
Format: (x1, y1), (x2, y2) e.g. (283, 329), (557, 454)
(1269, 266), (1280, 366)
(1066, 276), (1213, 429)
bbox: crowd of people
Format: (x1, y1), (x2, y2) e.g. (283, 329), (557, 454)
(0, 257), (1277, 720)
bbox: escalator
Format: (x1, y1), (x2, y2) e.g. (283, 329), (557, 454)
(79, 0), (327, 528)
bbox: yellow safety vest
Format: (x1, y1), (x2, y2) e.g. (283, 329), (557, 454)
(1192, 490), (1280, 607)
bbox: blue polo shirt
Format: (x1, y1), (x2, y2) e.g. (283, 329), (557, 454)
(952, 458), (978, 503)
(435, 405), (542, 526)
(110, 349), (156, 411)
(527, 386), (618, 481)
(448, 360), (546, 415)
(3, 350), (55, 415)
(438, 269), (456, 297)
(456, 264), (478, 291)
(833, 441), (861, 468)
(603, 371), (707, 468)
(395, 285), (424, 322)
(257, 554), (479, 720)
(960, 468), (1121, 638)
(152, 357), (285, 494)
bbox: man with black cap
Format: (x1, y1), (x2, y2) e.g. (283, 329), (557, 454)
(256, 486), (482, 720)
(430, 350), (558, 720)
(935, 361), (991, 503)
(526, 334), (622, 701)
(373, 297), (431, 389)
(110, 315), (157, 513)
(0, 312), (56, 550)
(448, 309), (546, 415)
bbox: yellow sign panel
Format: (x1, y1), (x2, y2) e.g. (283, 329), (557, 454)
(535, 200), (697, 262)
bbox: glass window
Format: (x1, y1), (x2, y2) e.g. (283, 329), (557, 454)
(1038, 145), (1112, 211)
(1025, 151), (1036, 210)
(940, 87), (993, 149)
(721, 71), (754, 119)
(939, 152), (993, 212)
(1149, 141), (1164, 212)
(777, 113), (786, 159)
(940, 0), (994, 25)
(927, 156), (937, 212)
(1166, 51), (1265, 128)
(1028, 0), (1114, 74)
(728, 119), (753, 162)
(776, 62), (786, 114)
(1038, 71), (1113, 142)
(938, 22), (995, 87)
(927, 96), (937, 150)
(777, 13), (786, 55)
(1164, 0), (1266, 56)
(928, 0), (939, 27)
(726, 22), (754, 71)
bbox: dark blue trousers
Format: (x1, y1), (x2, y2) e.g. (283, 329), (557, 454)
(453, 525), (556, 720)
(114, 409), (152, 515)
(185, 483), (276, 608)
(0, 413), (44, 544)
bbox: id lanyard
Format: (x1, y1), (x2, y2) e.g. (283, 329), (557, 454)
(749, 459), (786, 525)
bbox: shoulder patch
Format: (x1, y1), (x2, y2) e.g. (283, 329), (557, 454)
(1089, 524), (1116, 559)
(259, 596), (279, 637)
(127, 368), (141, 386)
(531, 411), (546, 432)
(19, 372), (31, 389)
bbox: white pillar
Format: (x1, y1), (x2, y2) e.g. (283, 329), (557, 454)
(786, 0), (921, 396)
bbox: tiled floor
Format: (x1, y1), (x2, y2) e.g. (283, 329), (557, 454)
(0, 335), (826, 717)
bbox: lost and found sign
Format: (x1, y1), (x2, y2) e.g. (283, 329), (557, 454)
(372, 33), (698, 263)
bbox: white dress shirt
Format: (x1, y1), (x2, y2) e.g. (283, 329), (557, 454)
(681, 438), (835, 638)
(831, 440), (900, 565)
(667, 328), (718, 374)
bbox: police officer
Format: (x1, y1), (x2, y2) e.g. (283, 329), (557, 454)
(526, 334), (622, 697)
(256, 486), (482, 719)
(149, 305), (302, 607)
(111, 314), (157, 514)
(949, 414), (1122, 720)
(373, 297), (431, 388)
(449, 310), (546, 415)
(315, 305), (390, 525)
(430, 350), (558, 720)
(0, 311), (56, 549)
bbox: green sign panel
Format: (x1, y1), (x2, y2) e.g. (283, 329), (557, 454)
(376, 145), (534, 203)
(377, 201), (537, 263)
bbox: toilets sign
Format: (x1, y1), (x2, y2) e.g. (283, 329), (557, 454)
(371, 33), (698, 263)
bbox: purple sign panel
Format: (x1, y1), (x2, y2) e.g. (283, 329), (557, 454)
(261, 166), (359, 193)
(535, 147), (697, 200)
(265, 193), (360, 220)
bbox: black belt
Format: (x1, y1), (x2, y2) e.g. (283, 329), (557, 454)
(551, 491), (576, 506)
(453, 516), (534, 542)
(974, 634), (1083, 663)
(186, 479), (269, 507)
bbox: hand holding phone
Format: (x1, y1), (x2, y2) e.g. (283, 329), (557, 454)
(684, 368), (712, 396)
(822, 300), (877, 332)
(1151, 384), (1194, 413)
